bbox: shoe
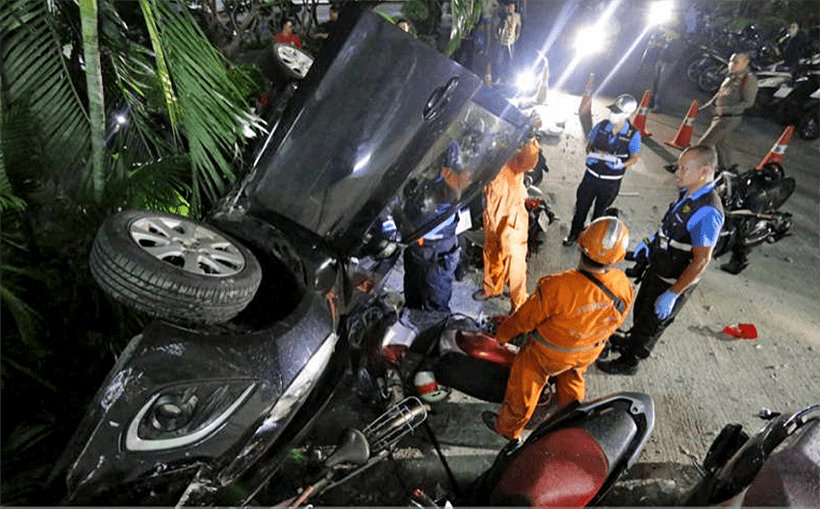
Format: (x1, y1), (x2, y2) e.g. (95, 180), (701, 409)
(482, 410), (500, 434)
(596, 355), (639, 375)
(562, 234), (578, 247)
(473, 289), (495, 301)
(664, 163), (678, 173)
(720, 259), (749, 275)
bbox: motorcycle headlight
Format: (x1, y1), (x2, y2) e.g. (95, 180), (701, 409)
(516, 71), (538, 94)
(126, 380), (256, 451)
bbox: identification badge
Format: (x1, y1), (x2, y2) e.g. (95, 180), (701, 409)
(659, 238), (669, 250)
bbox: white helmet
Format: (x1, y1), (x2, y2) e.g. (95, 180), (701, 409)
(413, 370), (450, 403)
(606, 94), (638, 117)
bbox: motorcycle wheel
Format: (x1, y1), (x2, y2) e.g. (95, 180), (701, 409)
(90, 210), (262, 324)
(797, 109), (820, 140)
(687, 56), (715, 83)
(698, 63), (726, 94)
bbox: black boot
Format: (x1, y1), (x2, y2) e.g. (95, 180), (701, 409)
(562, 233), (578, 246)
(596, 354), (639, 375)
(720, 257), (749, 275)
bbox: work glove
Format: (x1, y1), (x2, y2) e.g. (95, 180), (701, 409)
(633, 236), (653, 260)
(654, 290), (678, 320)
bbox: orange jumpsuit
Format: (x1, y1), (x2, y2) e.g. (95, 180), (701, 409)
(493, 268), (634, 439)
(482, 139), (540, 311)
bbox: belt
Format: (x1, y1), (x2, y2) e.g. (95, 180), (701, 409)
(527, 330), (604, 353)
(585, 167), (624, 180)
(718, 114), (743, 118)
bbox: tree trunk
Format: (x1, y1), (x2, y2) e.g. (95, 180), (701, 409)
(79, 0), (106, 202)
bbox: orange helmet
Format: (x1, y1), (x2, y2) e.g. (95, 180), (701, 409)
(578, 216), (629, 265)
(507, 139), (539, 174)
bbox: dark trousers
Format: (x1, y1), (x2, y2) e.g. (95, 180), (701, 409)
(569, 173), (621, 238)
(403, 236), (461, 313)
(623, 267), (695, 359)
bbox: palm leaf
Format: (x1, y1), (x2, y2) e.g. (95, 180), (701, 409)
(1, 0), (91, 182)
(141, 0), (264, 214)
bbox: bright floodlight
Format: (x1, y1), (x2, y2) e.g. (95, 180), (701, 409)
(574, 26), (602, 56)
(516, 71), (537, 93)
(649, 0), (674, 25)
(115, 114), (127, 126)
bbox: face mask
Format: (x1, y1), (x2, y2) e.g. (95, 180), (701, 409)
(609, 111), (629, 124)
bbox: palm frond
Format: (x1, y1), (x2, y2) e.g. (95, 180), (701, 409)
(143, 0), (264, 214)
(1, 0), (91, 181)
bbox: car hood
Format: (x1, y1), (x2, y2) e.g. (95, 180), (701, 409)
(241, 10), (531, 253)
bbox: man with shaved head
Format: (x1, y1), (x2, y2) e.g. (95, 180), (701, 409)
(598, 145), (724, 375)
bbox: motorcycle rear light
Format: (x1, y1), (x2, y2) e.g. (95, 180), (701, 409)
(126, 381), (256, 451)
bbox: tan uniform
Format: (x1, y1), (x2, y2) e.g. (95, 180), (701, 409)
(698, 69), (758, 170)
(493, 268), (635, 439)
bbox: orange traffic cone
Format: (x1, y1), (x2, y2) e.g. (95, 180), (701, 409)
(632, 89), (652, 138)
(756, 125), (795, 169)
(485, 63), (493, 87)
(664, 99), (699, 150)
(578, 73), (594, 137)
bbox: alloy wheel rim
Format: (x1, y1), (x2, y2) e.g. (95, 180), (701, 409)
(129, 216), (246, 276)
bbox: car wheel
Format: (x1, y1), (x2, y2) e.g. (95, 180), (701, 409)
(273, 43), (314, 81)
(797, 110), (820, 140)
(90, 210), (262, 324)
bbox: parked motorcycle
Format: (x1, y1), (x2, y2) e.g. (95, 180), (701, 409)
(47, 11), (534, 506)
(711, 162), (795, 263)
(682, 403), (820, 506)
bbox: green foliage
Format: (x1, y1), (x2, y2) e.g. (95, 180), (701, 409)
(402, 0), (429, 22)
(445, 0), (483, 56)
(228, 64), (265, 107)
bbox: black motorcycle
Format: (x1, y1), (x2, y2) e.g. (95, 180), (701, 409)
(712, 162), (795, 264)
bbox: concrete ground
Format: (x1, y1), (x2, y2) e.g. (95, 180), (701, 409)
(253, 1), (820, 502)
(262, 63), (820, 507)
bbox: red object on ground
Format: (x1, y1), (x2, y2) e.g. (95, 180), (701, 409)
(632, 89), (653, 137)
(722, 323), (759, 339)
(756, 125), (794, 169)
(664, 98), (699, 150)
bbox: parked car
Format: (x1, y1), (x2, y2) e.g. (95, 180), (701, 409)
(48, 10), (533, 506)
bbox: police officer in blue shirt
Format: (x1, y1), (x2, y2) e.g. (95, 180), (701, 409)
(597, 144), (724, 375)
(564, 94), (641, 246)
(402, 141), (466, 313)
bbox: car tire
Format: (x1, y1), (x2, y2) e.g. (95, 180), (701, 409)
(90, 210), (262, 324)
(272, 43), (314, 81)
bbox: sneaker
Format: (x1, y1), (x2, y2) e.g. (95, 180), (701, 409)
(596, 355), (639, 375)
(562, 234), (578, 247)
(720, 259), (749, 275)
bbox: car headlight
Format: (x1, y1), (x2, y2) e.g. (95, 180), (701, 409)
(126, 380), (257, 451)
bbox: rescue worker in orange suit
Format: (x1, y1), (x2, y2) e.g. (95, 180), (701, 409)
(482, 217), (635, 441)
(473, 137), (540, 313)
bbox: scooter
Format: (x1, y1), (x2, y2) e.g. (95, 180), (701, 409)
(682, 403), (820, 506)
(409, 391), (655, 507)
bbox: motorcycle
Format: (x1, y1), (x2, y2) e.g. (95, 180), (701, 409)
(711, 162), (795, 263)
(47, 11), (535, 506)
(682, 403), (820, 506)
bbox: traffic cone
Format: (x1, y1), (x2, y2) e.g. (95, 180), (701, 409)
(664, 99), (699, 150)
(485, 63), (492, 87)
(756, 125), (794, 169)
(632, 89), (652, 138)
(578, 73), (594, 137)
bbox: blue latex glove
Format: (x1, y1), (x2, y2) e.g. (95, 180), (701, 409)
(654, 290), (678, 320)
(633, 238), (651, 259)
(608, 157), (625, 170)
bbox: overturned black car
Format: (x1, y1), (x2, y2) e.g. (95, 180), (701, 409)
(48, 11), (533, 506)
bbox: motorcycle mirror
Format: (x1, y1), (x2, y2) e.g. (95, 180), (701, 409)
(325, 428), (370, 467)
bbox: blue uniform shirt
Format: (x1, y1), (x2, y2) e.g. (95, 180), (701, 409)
(670, 180), (724, 247)
(586, 121), (642, 170)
